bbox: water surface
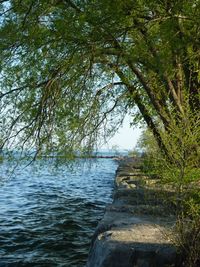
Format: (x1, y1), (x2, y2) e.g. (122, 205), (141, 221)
(0, 158), (117, 266)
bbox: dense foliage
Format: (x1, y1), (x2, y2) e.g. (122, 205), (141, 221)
(137, 126), (200, 266)
(0, 0), (199, 157)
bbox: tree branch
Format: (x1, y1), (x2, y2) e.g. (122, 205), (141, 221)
(62, 0), (82, 13)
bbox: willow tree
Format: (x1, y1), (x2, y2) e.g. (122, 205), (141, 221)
(0, 0), (199, 157)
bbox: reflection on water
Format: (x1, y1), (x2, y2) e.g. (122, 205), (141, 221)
(0, 158), (117, 266)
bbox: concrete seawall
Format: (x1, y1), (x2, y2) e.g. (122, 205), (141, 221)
(86, 157), (177, 267)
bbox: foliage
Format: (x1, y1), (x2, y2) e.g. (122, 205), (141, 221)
(136, 120), (200, 266)
(144, 116), (199, 184)
(173, 203), (200, 267)
(0, 0), (199, 157)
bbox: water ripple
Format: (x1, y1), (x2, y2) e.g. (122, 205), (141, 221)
(0, 158), (117, 267)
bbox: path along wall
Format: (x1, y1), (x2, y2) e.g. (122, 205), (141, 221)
(86, 157), (177, 267)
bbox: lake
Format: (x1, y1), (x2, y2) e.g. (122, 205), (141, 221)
(0, 158), (118, 267)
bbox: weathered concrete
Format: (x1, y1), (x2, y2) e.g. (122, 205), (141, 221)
(86, 157), (177, 267)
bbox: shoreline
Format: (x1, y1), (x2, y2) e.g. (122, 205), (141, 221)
(86, 157), (177, 267)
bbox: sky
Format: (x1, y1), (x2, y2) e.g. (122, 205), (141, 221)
(102, 115), (142, 151)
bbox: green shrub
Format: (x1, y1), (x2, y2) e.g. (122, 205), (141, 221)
(136, 113), (200, 266)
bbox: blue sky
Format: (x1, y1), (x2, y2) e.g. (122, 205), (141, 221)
(102, 115), (142, 151)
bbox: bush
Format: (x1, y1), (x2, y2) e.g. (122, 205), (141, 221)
(174, 203), (200, 267)
(136, 113), (200, 266)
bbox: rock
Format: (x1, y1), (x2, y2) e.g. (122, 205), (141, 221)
(86, 158), (177, 267)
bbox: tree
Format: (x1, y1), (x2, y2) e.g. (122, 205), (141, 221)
(0, 0), (199, 157)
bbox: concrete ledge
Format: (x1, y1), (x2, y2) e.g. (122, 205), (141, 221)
(86, 158), (177, 267)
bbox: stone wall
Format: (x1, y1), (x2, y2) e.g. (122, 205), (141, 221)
(86, 158), (177, 267)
